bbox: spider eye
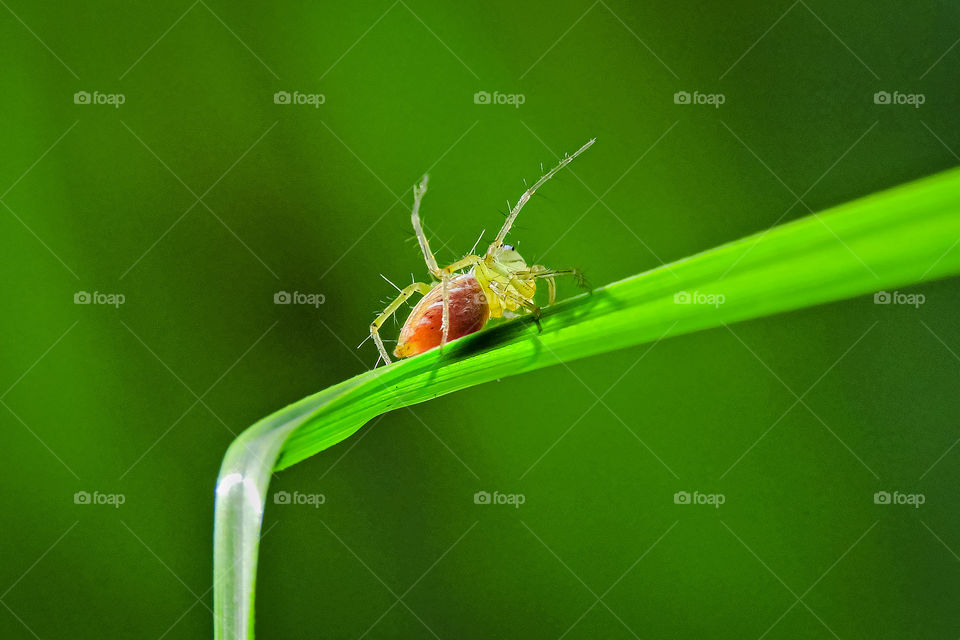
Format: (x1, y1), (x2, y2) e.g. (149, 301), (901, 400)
(502, 244), (514, 251)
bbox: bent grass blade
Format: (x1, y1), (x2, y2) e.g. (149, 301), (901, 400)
(214, 166), (960, 639)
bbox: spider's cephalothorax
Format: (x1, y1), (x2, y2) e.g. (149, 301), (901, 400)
(367, 139), (594, 365)
(474, 244), (534, 317)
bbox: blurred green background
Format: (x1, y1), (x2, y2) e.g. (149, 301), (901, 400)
(2, 1), (959, 638)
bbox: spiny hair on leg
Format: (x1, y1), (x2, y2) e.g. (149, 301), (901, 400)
(380, 273), (402, 292)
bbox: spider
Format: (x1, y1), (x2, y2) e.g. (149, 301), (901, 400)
(367, 138), (595, 366)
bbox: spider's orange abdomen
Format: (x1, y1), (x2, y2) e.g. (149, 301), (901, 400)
(394, 274), (490, 358)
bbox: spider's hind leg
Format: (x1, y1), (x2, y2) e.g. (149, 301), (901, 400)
(409, 174), (444, 279)
(369, 282), (433, 365)
(436, 254), (484, 348)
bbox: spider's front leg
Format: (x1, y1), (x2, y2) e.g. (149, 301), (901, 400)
(489, 281), (543, 331)
(369, 282), (433, 365)
(524, 266), (590, 305)
(487, 138), (595, 254)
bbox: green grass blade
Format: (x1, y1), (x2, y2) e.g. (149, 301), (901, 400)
(214, 167), (960, 639)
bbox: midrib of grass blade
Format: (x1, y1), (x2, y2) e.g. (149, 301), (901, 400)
(214, 166), (960, 640)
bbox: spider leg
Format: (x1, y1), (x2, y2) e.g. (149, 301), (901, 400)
(369, 282), (433, 365)
(440, 275), (450, 348)
(435, 254), (483, 349)
(439, 254), (484, 276)
(409, 174), (443, 279)
(487, 138), (595, 254)
(522, 266), (591, 304)
(484, 261), (537, 300)
(489, 281), (542, 332)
